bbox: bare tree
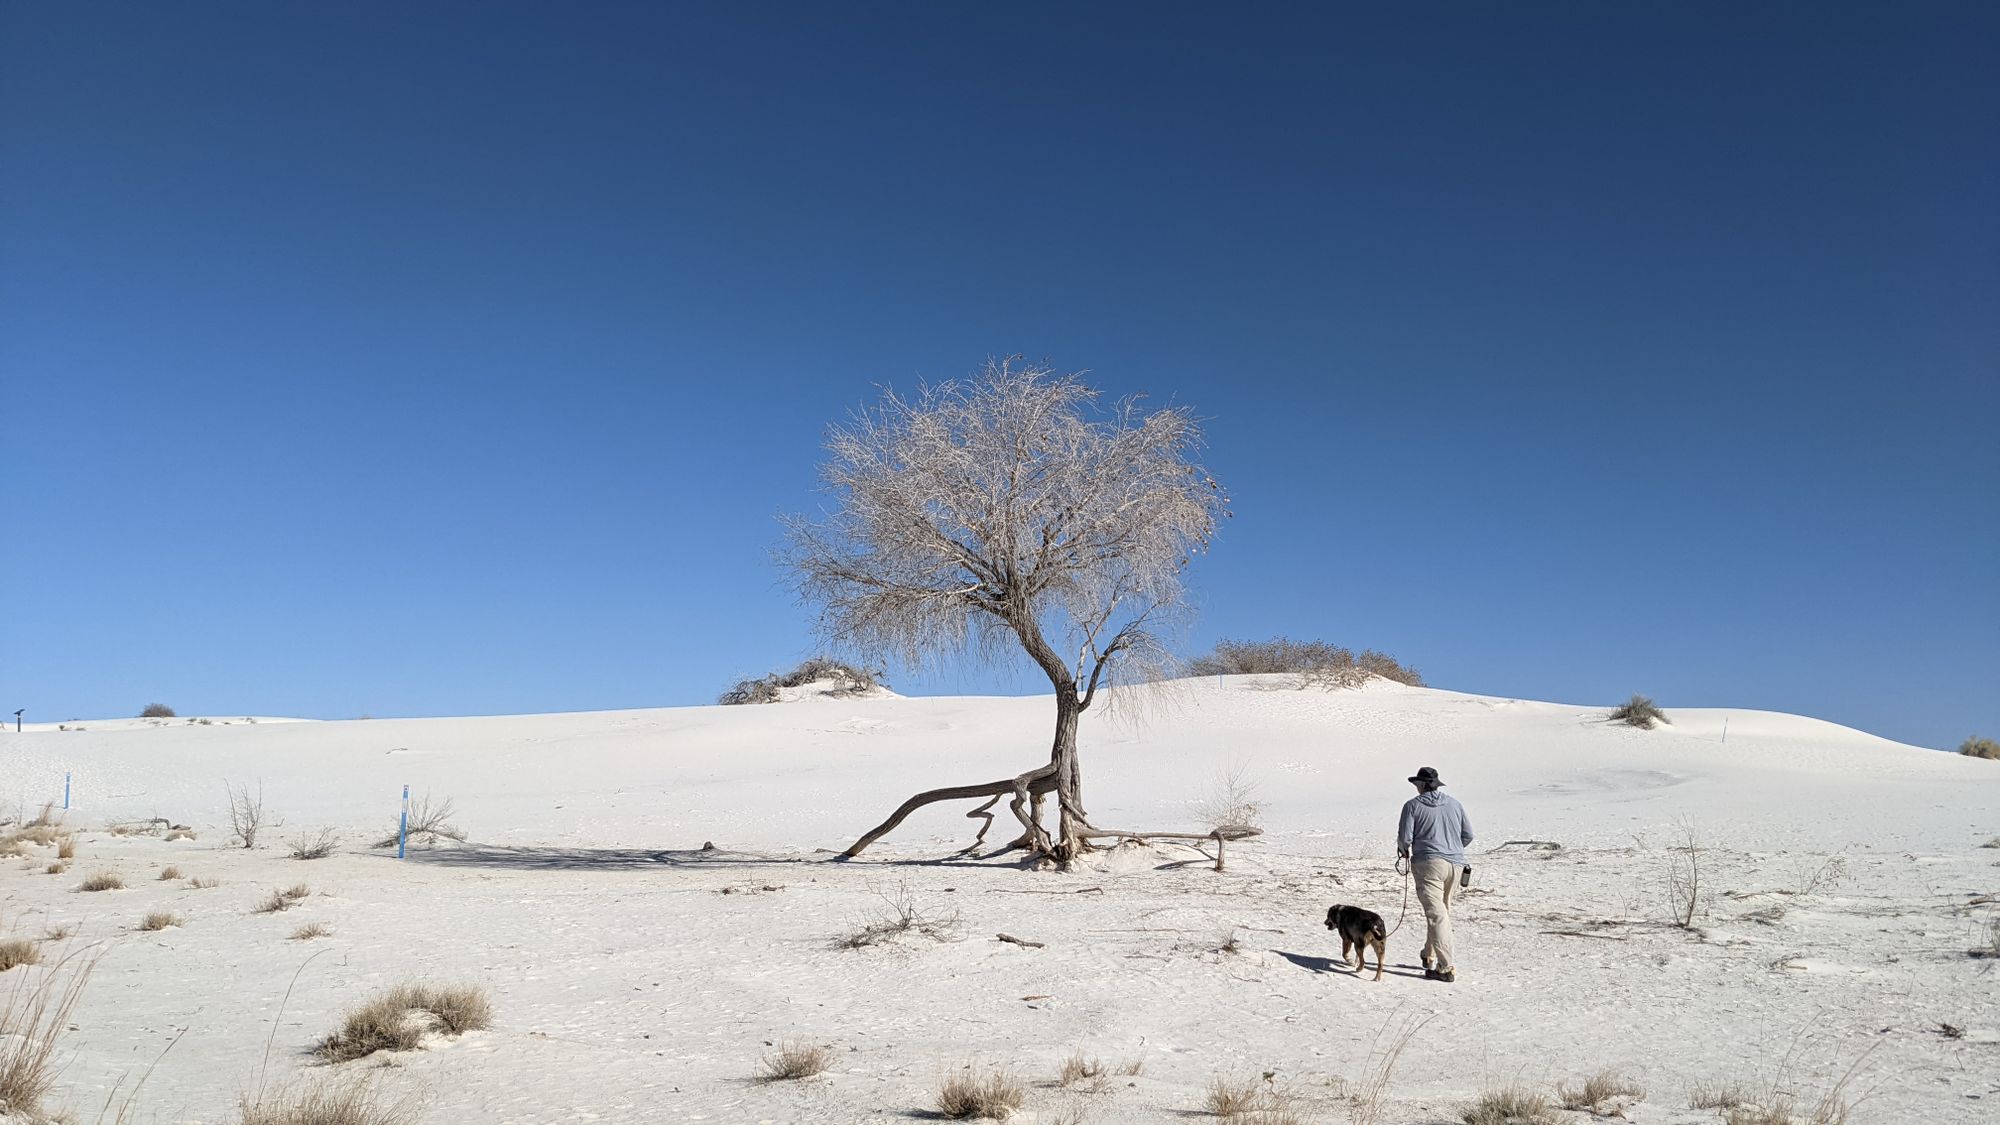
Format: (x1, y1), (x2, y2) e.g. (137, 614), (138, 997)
(785, 358), (1228, 866)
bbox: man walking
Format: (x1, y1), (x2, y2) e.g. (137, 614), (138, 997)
(1397, 766), (1473, 983)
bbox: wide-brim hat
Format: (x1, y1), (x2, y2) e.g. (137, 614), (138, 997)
(1407, 766), (1443, 786)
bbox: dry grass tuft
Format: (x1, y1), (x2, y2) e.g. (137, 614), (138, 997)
(0, 949), (96, 1120)
(838, 881), (959, 948)
(284, 882), (311, 900)
(1558, 1069), (1645, 1113)
(190, 876), (221, 889)
(41, 925), (75, 942)
(44, 862), (65, 876)
(316, 983), (493, 1062)
(158, 866), (185, 881)
(935, 1066), (1024, 1120)
(1462, 1083), (1559, 1125)
(291, 922), (332, 941)
(0, 939), (40, 972)
(1058, 1051), (1105, 1088)
(4, 824), (61, 849)
(78, 871), (124, 892)
(757, 1040), (833, 1081)
(55, 835), (75, 860)
(1351, 1011), (1429, 1125)
(1205, 1076), (1263, 1117)
(238, 1078), (411, 1125)
(137, 911), (184, 932)
(372, 793), (467, 850)
(26, 802), (59, 829)
(1607, 694), (1669, 729)
(254, 886), (309, 914)
(1116, 1057), (1145, 1077)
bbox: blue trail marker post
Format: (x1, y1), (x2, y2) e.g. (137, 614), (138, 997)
(397, 785), (410, 859)
(64, 773), (71, 810)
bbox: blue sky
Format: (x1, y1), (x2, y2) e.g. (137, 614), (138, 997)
(3, 4), (1993, 749)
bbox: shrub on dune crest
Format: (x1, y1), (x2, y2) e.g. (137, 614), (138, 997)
(719, 657), (887, 705)
(1959, 737), (1999, 760)
(140, 703), (176, 718)
(1187, 637), (1423, 688)
(1607, 694), (1669, 729)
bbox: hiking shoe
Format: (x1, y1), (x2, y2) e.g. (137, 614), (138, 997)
(1422, 968), (1440, 980)
(1436, 968), (1456, 983)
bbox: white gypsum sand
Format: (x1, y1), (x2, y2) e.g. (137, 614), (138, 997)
(2, 676), (1995, 1122)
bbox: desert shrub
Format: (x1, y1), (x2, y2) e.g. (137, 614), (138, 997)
(291, 922), (332, 941)
(1058, 1051), (1104, 1089)
(44, 863), (64, 876)
(935, 1066), (1024, 1119)
(226, 780), (273, 848)
(158, 866), (184, 881)
(254, 886), (309, 914)
(372, 793), (465, 849)
(1607, 694), (1669, 729)
(140, 702), (176, 718)
(838, 881), (958, 949)
(758, 1040), (833, 1081)
(55, 835), (75, 860)
(190, 876), (221, 889)
(41, 925), (75, 942)
(720, 657), (887, 705)
(317, 983), (492, 1062)
(1192, 761), (1265, 831)
(137, 911), (183, 932)
(1558, 1069), (1644, 1113)
(25, 803), (59, 829)
(1205, 1075), (1263, 1117)
(1188, 637), (1423, 688)
(289, 828), (341, 860)
(0, 940), (39, 973)
(0, 950), (95, 1120)
(238, 1078), (411, 1125)
(1462, 1083), (1558, 1125)
(1960, 737), (2000, 760)
(78, 871), (124, 892)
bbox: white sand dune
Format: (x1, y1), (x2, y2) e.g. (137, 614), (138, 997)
(3, 678), (1995, 1122)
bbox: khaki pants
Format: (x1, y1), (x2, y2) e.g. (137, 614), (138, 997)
(1412, 857), (1460, 972)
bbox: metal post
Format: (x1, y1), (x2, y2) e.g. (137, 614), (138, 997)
(13, 709), (21, 732)
(397, 784), (410, 859)
(1721, 717), (1729, 745)
(64, 773), (71, 810)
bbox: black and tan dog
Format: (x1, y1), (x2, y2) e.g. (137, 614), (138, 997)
(1324, 904), (1388, 980)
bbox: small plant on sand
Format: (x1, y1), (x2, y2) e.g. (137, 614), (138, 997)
(1192, 761), (1265, 832)
(1351, 1012), (1431, 1125)
(1607, 694), (1669, 729)
(316, 983), (493, 1062)
(44, 863), (65, 876)
(838, 881), (959, 949)
(1960, 737), (1999, 760)
(0, 950), (96, 1120)
(289, 828), (341, 860)
(1205, 1075), (1263, 1117)
(55, 835), (75, 860)
(140, 703), (176, 718)
(1660, 817), (1707, 929)
(254, 886), (309, 914)
(1462, 1083), (1559, 1125)
(226, 780), (274, 848)
(1058, 1051), (1105, 1089)
(138, 911), (183, 932)
(935, 1065), (1024, 1120)
(757, 1040), (833, 1081)
(239, 1078), (411, 1125)
(372, 793), (465, 849)
(25, 803), (60, 829)
(1558, 1069), (1645, 1114)
(158, 866), (184, 881)
(190, 876), (221, 889)
(41, 925), (74, 942)
(291, 922), (332, 941)
(78, 871), (124, 892)
(0, 939), (40, 972)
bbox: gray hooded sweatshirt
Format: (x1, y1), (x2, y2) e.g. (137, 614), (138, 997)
(1397, 789), (1474, 866)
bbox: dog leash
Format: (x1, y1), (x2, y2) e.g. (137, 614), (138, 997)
(1383, 855), (1414, 938)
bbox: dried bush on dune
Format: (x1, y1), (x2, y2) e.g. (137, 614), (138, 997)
(139, 703), (176, 718)
(289, 828), (341, 860)
(137, 911), (183, 932)
(838, 882), (959, 949)
(255, 885), (311, 914)
(1057, 1051), (1105, 1089)
(317, 983), (493, 1062)
(1688, 1080), (1753, 1110)
(292, 922), (332, 941)
(720, 658), (888, 705)
(372, 793), (465, 849)
(1462, 1083), (1559, 1125)
(78, 871), (124, 892)
(158, 866), (184, 881)
(55, 835), (75, 860)
(0, 951), (96, 1120)
(1558, 1069), (1644, 1113)
(1188, 637), (1422, 689)
(1192, 761), (1265, 832)
(239, 1079), (411, 1125)
(757, 1040), (833, 1081)
(227, 780), (273, 848)
(935, 1066), (1024, 1120)
(0, 939), (40, 973)
(1607, 694), (1669, 729)
(1960, 737), (1999, 760)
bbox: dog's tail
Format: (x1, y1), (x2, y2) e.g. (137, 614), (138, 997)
(1371, 918), (1388, 942)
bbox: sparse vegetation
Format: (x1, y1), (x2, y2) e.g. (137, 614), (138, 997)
(137, 911), (183, 932)
(1351, 1012), (1430, 1125)
(190, 876), (221, 889)
(0, 940), (39, 973)
(720, 657), (888, 705)
(238, 1078), (411, 1125)
(1204, 1075), (1263, 1117)
(255, 885), (311, 914)
(140, 703), (176, 718)
(316, 982), (493, 1062)
(757, 1040), (833, 1081)
(1192, 761), (1265, 831)
(158, 866), (184, 881)
(1960, 736), (1999, 760)
(78, 871), (124, 892)
(935, 1066), (1024, 1120)
(1203, 1073), (1307, 1123)
(289, 828), (341, 860)
(1558, 1069), (1644, 1113)
(1661, 817), (1706, 928)
(1058, 1051), (1105, 1089)
(291, 922), (332, 941)
(1188, 637), (1423, 688)
(227, 780), (273, 848)
(1462, 1083), (1559, 1125)
(1607, 694), (1669, 729)
(55, 835), (75, 860)
(0, 950), (96, 1121)
(838, 881), (959, 948)
(44, 863), (65, 876)
(372, 793), (465, 849)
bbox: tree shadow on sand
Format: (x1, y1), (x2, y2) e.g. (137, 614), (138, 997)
(392, 842), (1043, 873)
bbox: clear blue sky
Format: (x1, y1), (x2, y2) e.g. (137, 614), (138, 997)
(3, 3), (1993, 749)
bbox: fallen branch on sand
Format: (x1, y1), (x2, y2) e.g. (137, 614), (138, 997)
(996, 933), (1045, 949)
